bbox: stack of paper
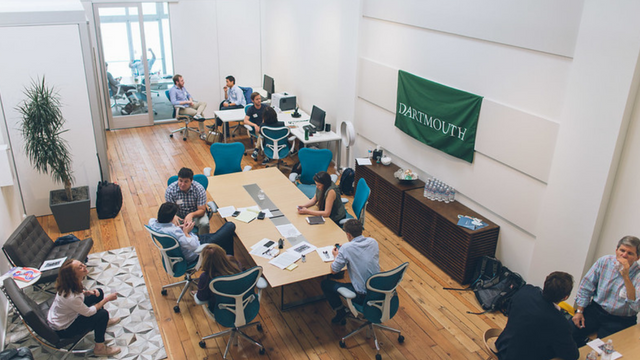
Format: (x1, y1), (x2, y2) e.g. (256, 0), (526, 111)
(269, 252), (301, 269)
(250, 238), (279, 259)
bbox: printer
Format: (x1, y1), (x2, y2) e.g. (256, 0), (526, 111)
(271, 92), (297, 111)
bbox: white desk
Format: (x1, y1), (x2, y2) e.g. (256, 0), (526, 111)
(214, 108), (246, 143)
(279, 110), (342, 169)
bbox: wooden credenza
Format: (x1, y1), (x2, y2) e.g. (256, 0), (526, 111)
(401, 188), (500, 285)
(355, 163), (425, 236)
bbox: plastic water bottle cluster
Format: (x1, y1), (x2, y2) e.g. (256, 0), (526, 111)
(423, 178), (455, 203)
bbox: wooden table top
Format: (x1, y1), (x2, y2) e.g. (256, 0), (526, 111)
(207, 168), (346, 288)
(578, 324), (640, 357)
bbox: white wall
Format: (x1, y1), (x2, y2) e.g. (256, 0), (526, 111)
(0, 24), (101, 216)
(261, 0), (361, 165)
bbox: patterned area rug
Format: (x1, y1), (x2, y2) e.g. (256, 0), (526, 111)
(4, 247), (167, 359)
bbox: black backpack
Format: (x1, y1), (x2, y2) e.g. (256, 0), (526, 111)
(340, 168), (355, 196)
(96, 181), (123, 219)
(444, 256), (525, 315)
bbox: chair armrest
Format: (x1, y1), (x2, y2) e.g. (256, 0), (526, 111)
(195, 244), (208, 254)
(243, 166), (252, 172)
(256, 276), (268, 301)
(207, 201), (218, 213)
(339, 218), (347, 226)
(289, 173), (299, 183)
(193, 291), (207, 306)
(338, 287), (359, 318)
(288, 136), (296, 143)
(244, 124), (253, 131)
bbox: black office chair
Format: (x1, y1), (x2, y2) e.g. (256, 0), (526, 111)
(2, 278), (93, 356)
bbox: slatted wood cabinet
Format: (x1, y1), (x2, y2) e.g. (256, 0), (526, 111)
(402, 188), (500, 284)
(355, 163), (425, 236)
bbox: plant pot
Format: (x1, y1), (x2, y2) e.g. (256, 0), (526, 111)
(49, 186), (90, 233)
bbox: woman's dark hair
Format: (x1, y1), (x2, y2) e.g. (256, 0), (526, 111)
(200, 244), (240, 279)
(263, 106), (278, 125)
(313, 171), (333, 210)
(55, 259), (84, 297)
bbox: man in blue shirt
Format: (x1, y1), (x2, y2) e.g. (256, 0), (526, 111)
(321, 219), (380, 323)
(148, 202), (235, 263)
(570, 236), (640, 346)
(220, 75), (246, 110)
(165, 168), (209, 235)
(169, 75), (207, 134)
(496, 271), (579, 360)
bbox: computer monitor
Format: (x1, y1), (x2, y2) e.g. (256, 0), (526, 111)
(309, 105), (326, 131)
(263, 74), (275, 99)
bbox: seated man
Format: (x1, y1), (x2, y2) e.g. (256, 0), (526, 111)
(169, 74), (207, 134)
(219, 75), (246, 110)
(165, 167), (209, 235)
(244, 92), (267, 160)
(496, 271), (578, 360)
(148, 202), (236, 263)
(320, 219), (380, 323)
(570, 235), (640, 346)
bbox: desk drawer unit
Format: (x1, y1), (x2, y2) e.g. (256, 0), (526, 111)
(402, 188), (500, 284)
(355, 163), (424, 235)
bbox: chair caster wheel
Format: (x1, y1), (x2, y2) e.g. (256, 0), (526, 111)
(375, 354), (382, 360)
(257, 324), (263, 332)
(259, 347), (266, 355)
(398, 335), (405, 343)
(169, 134), (173, 138)
(339, 340), (346, 348)
(161, 289), (167, 296)
(173, 305), (180, 313)
(199, 341), (206, 348)
(183, 138), (187, 141)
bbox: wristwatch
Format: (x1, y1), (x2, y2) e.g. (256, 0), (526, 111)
(576, 309), (583, 314)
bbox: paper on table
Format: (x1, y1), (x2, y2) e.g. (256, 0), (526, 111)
(356, 158), (372, 165)
(251, 238), (276, 250)
(236, 210), (258, 223)
(238, 205), (260, 213)
(276, 224), (302, 238)
(40, 257), (67, 272)
(269, 252), (301, 270)
(587, 339), (622, 359)
(316, 246), (335, 262)
(287, 241), (317, 256)
(218, 206), (236, 218)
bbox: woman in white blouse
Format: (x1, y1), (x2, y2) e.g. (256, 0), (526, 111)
(46, 259), (121, 357)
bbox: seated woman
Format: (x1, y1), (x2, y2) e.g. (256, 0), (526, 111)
(297, 171), (347, 224)
(46, 259), (121, 357)
(196, 244), (243, 311)
(258, 106), (287, 165)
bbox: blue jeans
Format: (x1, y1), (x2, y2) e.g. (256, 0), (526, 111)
(199, 222), (236, 255)
(320, 279), (365, 310)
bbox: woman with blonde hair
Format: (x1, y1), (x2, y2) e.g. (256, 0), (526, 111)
(47, 259), (121, 357)
(196, 244), (242, 310)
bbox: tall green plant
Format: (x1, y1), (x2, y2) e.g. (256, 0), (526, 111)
(17, 77), (74, 201)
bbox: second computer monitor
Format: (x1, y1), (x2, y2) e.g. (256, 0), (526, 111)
(310, 105), (326, 131)
(263, 74), (275, 99)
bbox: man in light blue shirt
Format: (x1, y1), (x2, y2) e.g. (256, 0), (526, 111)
(570, 236), (640, 346)
(169, 74), (208, 134)
(148, 202), (235, 263)
(219, 75), (246, 110)
(321, 219), (380, 323)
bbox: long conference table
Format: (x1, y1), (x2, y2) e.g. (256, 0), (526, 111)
(207, 167), (346, 310)
(578, 324), (640, 357)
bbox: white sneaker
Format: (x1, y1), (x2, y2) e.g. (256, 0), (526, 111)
(193, 114), (204, 120)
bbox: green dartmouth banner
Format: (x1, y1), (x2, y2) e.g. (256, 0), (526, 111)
(395, 70), (483, 163)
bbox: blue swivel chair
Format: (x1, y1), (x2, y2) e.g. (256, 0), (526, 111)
(195, 266), (268, 358)
(293, 148), (333, 198)
(165, 90), (202, 141)
(210, 142), (245, 175)
(339, 178), (371, 227)
(338, 262), (409, 360)
(145, 225), (202, 313)
(261, 126), (294, 170)
(226, 86), (254, 138)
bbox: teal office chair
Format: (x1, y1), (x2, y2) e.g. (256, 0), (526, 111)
(293, 148), (333, 198)
(338, 262), (409, 360)
(165, 90), (202, 141)
(339, 178), (371, 227)
(226, 86), (254, 138)
(210, 142), (245, 175)
(145, 225), (202, 313)
(196, 266), (268, 358)
(261, 126), (294, 170)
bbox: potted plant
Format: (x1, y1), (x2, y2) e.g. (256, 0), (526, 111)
(17, 77), (90, 233)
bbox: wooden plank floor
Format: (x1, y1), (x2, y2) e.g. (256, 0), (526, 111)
(37, 120), (507, 359)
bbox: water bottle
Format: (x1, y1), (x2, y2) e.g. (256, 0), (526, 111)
(448, 188), (456, 203)
(602, 339), (614, 360)
(301, 254), (306, 263)
(586, 350), (598, 360)
(258, 189), (265, 201)
(368, 150), (372, 159)
(444, 188), (451, 203)
(423, 183), (428, 198)
(304, 128), (309, 141)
